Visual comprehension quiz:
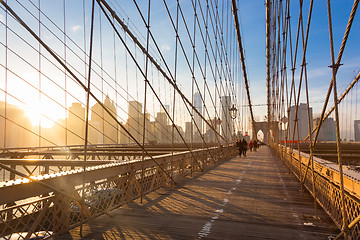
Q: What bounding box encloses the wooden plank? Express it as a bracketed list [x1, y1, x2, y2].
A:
[58, 146, 338, 239]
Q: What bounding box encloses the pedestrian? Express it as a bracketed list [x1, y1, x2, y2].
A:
[253, 140, 258, 151]
[236, 140, 242, 156]
[249, 140, 253, 151]
[241, 138, 248, 156]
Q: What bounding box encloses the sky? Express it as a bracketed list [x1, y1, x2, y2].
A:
[238, 0, 360, 140]
[0, 0, 359, 140]
[238, 0, 360, 117]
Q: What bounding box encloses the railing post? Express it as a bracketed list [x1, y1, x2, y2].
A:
[10, 164, 15, 180]
[52, 193, 71, 235]
[44, 165, 50, 174]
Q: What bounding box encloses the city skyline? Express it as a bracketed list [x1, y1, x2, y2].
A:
[1, 1, 359, 147]
[2, 96, 360, 149]
[0, 94, 237, 148]
[1, 2, 358, 121]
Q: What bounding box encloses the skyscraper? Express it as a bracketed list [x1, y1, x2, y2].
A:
[313, 117, 336, 142]
[144, 112, 156, 143]
[185, 121, 192, 142]
[221, 96, 233, 142]
[0, 101, 34, 148]
[288, 103, 313, 141]
[155, 111, 169, 143]
[127, 101, 143, 143]
[193, 92, 202, 142]
[161, 104, 170, 125]
[205, 118, 221, 143]
[355, 120, 360, 142]
[89, 95, 118, 144]
[67, 102, 85, 145]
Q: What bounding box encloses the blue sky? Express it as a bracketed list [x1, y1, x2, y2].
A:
[237, 0, 360, 121]
[0, 0, 359, 139]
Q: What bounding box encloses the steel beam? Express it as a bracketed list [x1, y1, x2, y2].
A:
[0, 159, 114, 167]
[0, 147, 223, 205]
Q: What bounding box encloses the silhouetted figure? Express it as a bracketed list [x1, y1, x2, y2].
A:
[253, 140, 258, 151]
[241, 139, 248, 156]
[249, 140, 253, 151]
[236, 140, 242, 156]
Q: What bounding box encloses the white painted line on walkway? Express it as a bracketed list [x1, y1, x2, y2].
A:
[198, 158, 253, 238]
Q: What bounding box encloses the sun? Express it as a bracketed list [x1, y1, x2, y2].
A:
[6, 72, 67, 129]
[23, 103, 54, 128]
[22, 101, 60, 128]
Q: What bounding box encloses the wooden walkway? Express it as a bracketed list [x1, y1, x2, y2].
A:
[58, 146, 339, 239]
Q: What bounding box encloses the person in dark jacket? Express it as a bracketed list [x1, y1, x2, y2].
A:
[253, 140, 258, 151]
[236, 140, 242, 156]
[249, 140, 253, 151]
[241, 138, 248, 156]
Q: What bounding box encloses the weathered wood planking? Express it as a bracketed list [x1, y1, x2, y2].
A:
[57, 146, 338, 240]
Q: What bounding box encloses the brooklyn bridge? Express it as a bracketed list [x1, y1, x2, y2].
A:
[0, 0, 360, 239]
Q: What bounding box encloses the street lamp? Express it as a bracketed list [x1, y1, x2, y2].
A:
[229, 104, 238, 140]
[229, 104, 237, 119]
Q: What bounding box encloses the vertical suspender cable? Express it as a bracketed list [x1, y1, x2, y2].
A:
[81, 0, 95, 235]
[303, 61, 318, 217]
[141, 0, 151, 203]
[113, 14, 118, 145]
[171, 0, 180, 180]
[266, 0, 271, 144]
[326, 0, 348, 236]
[38, 0, 41, 149]
[231, 0, 257, 141]
[4, 0, 8, 152]
[63, 0, 67, 146]
[191, 0, 197, 175]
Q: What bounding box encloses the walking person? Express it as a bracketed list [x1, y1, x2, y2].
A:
[241, 138, 248, 156]
[236, 140, 242, 156]
[253, 140, 258, 151]
[249, 140, 253, 151]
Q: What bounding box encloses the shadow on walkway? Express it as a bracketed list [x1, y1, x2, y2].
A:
[57, 146, 339, 240]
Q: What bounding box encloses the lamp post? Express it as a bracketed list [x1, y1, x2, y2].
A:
[229, 104, 237, 119]
[229, 104, 237, 140]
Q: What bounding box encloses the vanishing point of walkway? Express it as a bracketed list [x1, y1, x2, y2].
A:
[59, 146, 338, 239]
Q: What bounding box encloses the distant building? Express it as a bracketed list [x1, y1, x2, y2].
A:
[155, 111, 169, 143]
[205, 118, 221, 143]
[193, 92, 203, 142]
[288, 103, 313, 141]
[89, 95, 118, 144]
[355, 120, 360, 142]
[118, 121, 129, 144]
[173, 125, 184, 143]
[185, 121, 192, 142]
[161, 104, 170, 125]
[0, 101, 35, 148]
[221, 96, 233, 142]
[67, 102, 85, 145]
[313, 117, 336, 142]
[127, 101, 143, 143]
[149, 121, 157, 144]
[144, 113, 156, 143]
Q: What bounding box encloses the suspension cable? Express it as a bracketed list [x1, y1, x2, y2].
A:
[231, 0, 256, 140]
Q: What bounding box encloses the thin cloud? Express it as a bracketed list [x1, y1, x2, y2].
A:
[307, 66, 330, 79]
[71, 25, 82, 33]
[161, 44, 171, 52]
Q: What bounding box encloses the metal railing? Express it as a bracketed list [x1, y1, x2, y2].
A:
[274, 145, 360, 239]
[0, 145, 236, 239]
